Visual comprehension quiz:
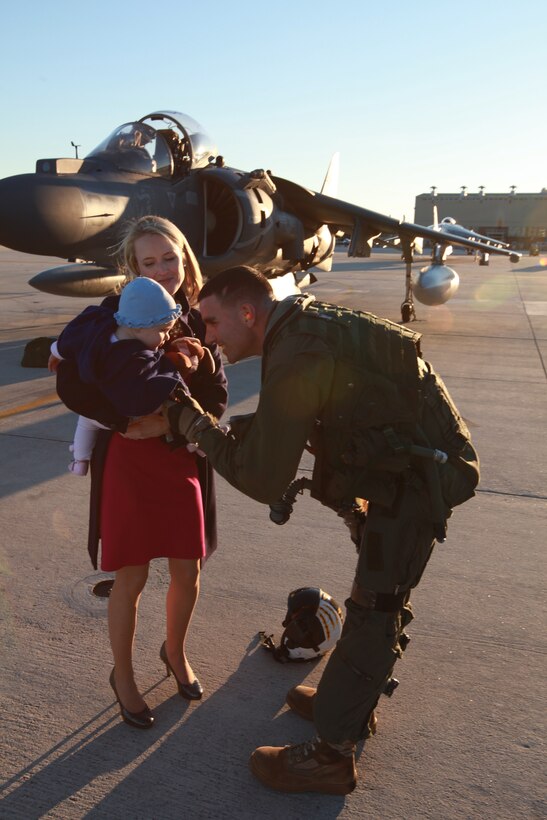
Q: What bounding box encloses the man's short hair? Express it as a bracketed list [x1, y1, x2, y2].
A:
[199, 266, 274, 306]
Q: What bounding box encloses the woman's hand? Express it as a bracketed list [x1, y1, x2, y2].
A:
[122, 413, 169, 439]
[164, 348, 199, 377]
[172, 336, 204, 359]
[170, 337, 215, 375]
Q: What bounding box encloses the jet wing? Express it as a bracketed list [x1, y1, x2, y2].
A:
[441, 226, 511, 249]
[272, 176, 521, 262]
[400, 220, 519, 259]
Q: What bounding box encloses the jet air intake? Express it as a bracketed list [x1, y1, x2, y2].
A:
[200, 167, 333, 278]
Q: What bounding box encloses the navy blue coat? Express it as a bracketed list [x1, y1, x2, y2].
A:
[56, 303, 185, 417]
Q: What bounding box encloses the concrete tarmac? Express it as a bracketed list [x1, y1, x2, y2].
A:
[0, 247, 545, 819]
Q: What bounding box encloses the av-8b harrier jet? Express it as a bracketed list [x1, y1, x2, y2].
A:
[0, 110, 520, 321]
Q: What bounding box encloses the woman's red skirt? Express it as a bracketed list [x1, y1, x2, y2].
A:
[100, 434, 205, 571]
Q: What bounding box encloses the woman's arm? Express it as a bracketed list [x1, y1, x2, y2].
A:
[56, 359, 129, 432]
[55, 297, 131, 431]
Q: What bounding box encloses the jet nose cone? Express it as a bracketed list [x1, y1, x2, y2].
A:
[0, 173, 85, 254]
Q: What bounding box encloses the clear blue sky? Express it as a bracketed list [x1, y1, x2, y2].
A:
[1, 0, 544, 222]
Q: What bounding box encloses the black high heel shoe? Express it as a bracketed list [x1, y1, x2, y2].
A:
[109, 669, 155, 729]
[160, 641, 203, 700]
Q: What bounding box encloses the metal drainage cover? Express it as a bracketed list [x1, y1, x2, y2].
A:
[64, 572, 115, 617]
[93, 579, 114, 597]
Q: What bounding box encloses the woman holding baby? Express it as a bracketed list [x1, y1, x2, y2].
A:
[55, 216, 227, 728]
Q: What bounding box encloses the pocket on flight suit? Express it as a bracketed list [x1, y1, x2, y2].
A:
[337, 598, 400, 681]
[362, 478, 435, 594]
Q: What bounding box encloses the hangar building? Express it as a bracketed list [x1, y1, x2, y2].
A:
[414, 188, 547, 250]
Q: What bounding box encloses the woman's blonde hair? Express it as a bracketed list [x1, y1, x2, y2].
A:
[117, 215, 203, 305]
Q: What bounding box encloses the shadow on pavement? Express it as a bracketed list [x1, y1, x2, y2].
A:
[1, 639, 348, 820]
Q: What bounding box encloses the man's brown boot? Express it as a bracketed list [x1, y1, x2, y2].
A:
[286, 685, 378, 738]
[249, 738, 357, 795]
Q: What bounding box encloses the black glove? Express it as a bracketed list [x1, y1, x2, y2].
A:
[164, 393, 215, 444]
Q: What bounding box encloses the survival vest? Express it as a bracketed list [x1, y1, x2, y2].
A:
[270, 296, 480, 540]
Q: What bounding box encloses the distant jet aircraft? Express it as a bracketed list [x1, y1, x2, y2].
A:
[0, 110, 520, 322]
[377, 204, 517, 320]
[428, 208, 511, 266]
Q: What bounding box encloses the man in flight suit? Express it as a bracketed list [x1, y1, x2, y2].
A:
[163, 265, 476, 795]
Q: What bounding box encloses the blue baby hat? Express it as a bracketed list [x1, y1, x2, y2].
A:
[114, 278, 182, 328]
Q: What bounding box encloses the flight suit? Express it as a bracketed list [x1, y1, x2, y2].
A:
[198, 294, 440, 744]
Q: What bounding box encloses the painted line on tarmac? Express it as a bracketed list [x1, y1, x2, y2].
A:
[0, 392, 60, 418]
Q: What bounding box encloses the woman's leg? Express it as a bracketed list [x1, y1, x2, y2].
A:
[165, 558, 200, 683]
[108, 563, 149, 712]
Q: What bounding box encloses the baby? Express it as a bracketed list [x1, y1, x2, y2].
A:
[50, 277, 213, 475]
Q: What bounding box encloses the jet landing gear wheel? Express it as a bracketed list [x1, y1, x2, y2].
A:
[401, 301, 415, 323]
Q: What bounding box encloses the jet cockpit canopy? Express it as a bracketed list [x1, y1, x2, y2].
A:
[86, 111, 218, 179]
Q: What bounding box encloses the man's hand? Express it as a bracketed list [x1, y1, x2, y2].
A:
[123, 414, 169, 439]
[163, 394, 215, 444]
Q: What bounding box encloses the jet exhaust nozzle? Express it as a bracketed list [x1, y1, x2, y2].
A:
[412, 263, 459, 306]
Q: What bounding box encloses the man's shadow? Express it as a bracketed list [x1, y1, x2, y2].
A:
[1, 637, 350, 819]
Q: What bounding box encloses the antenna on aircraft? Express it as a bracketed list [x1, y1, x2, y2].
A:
[70, 141, 81, 159]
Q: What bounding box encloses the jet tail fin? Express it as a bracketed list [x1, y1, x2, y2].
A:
[320, 152, 340, 197]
